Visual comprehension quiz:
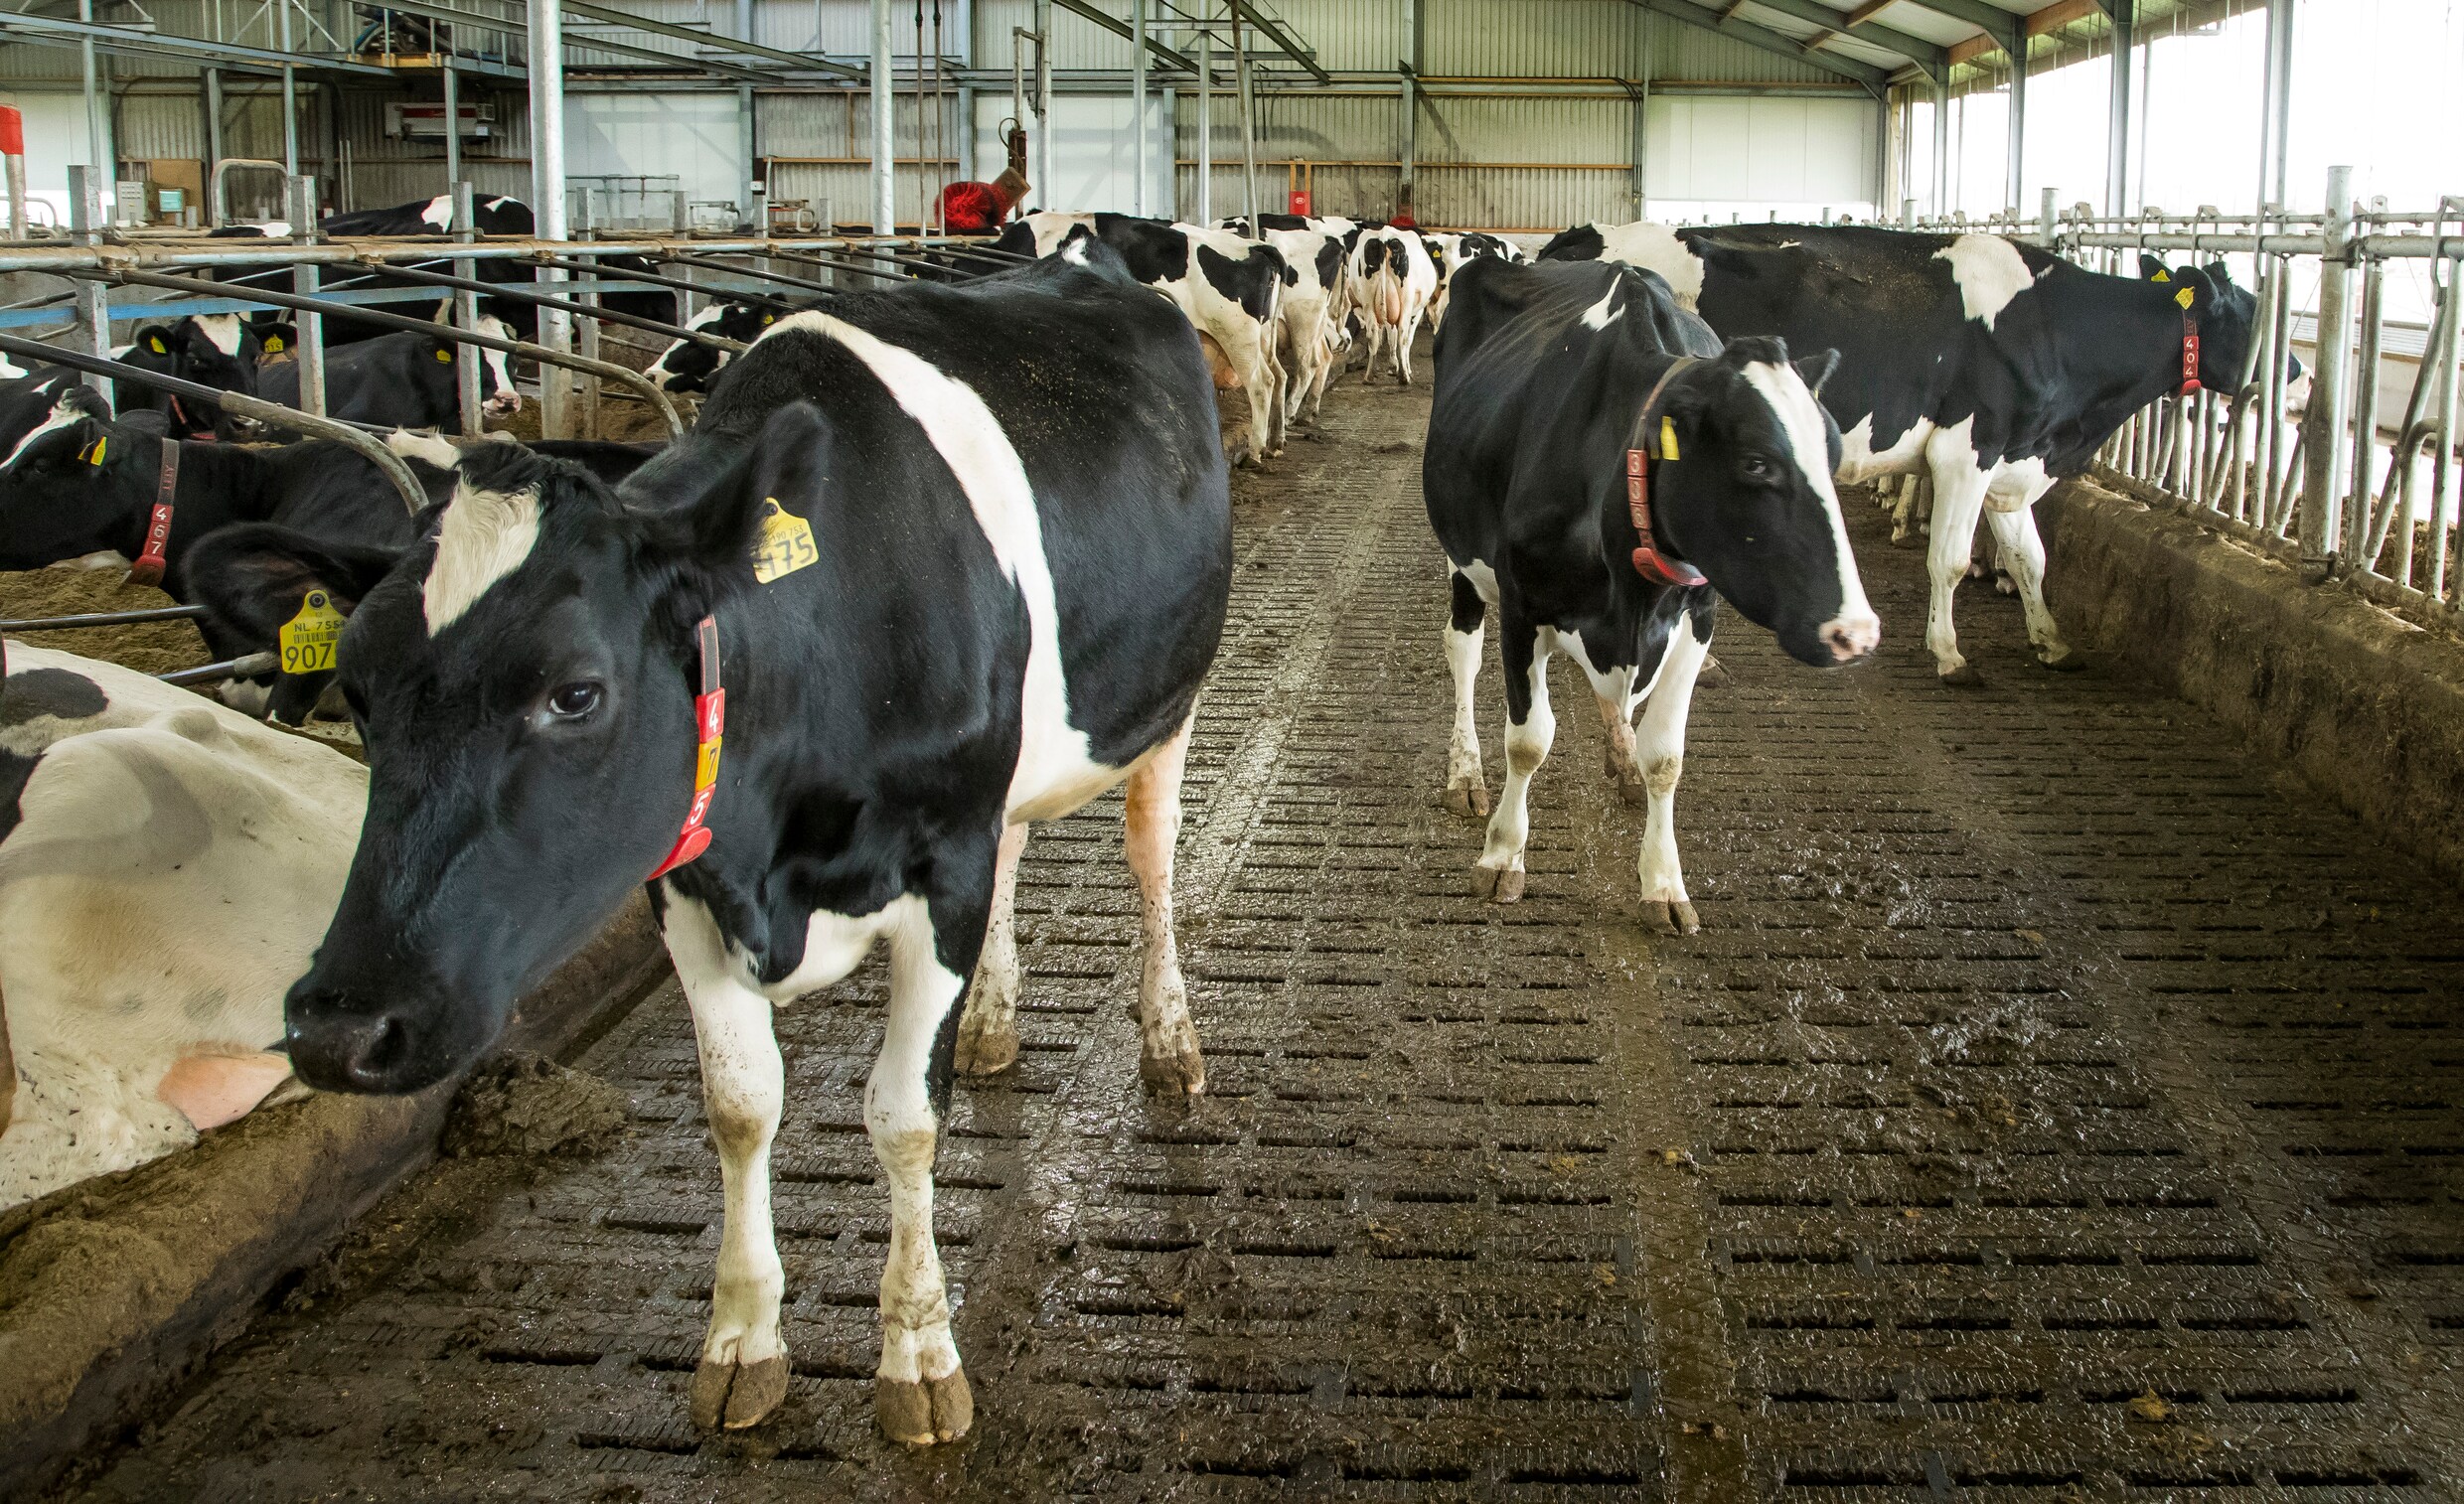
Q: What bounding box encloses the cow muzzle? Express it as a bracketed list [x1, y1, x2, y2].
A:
[286, 987, 453, 1095]
[483, 389, 525, 418]
[1819, 610, 1881, 664]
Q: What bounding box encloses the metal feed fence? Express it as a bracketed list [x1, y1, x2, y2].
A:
[1928, 172, 2463, 634]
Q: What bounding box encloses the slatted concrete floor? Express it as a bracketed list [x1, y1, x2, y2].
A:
[66, 375, 2464, 1502]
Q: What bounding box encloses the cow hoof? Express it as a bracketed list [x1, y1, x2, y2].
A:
[2038, 648, 2087, 673]
[1607, 760, 1648, 807]
[1443, 784, 1490, 819]
[1139, 1042, 1207, 1099]
[876, 1369, 973, 1446]
[1695, 656, 1733, 689]
[1938, 664, 1984, 687]
[1472, 865, 1525, 904]
[1644, 899, 1701, 936]
[691, 1353, 789, 1432]
[1889, 528, 1920, 549]
[952, 1014, 1018, 1077]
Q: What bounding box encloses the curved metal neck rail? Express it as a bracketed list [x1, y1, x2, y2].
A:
[0, 329, 429, 513]
[0, 231, 1000, 276]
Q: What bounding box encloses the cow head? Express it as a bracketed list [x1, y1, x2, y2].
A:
[0, 384, 164, 569]
[1646, 338, 1878, 668]
[120, 315, 265, 438]
[2138, 254, 2305, 407]
[646, 303, 774, 393]
[448, 317, 526, 419]
[201, 438, 769, 1093]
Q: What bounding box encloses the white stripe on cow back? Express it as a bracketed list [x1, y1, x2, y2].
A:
[1740, 361, 1878, 652]
[422, 479, 541, 636]
[1933, 234, 2038, 332]
[1580, 286, 1623, 331]
[756, 312, 1098, 820]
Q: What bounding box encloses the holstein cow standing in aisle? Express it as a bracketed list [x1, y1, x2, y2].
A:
[1425, 230, 1527, 334]
[996, 211, 1289, 464]
[1541, 221, 2281, 682]
[1354, 225, 1439, 384]
[1428, 258, 1878, 929]
[1263, 226, 1347, 430]
[257, 319, 524, 428]
[205, 243, 1231, 1445]
[0, 641, 365, 1208]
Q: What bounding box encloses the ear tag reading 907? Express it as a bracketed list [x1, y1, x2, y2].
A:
[279, 589, 348, 676]
[750, 497, 818, 584]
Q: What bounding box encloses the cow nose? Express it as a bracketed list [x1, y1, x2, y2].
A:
[1820, 611, 1880, 664]
[285, 991, 415, 1093]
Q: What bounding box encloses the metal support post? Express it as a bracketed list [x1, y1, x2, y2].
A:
[2105, 0, 2132, 219]
[2258, 0, 2293, 214]
[67, 167, 108, 391]
[2301, 165, 2355, 577]
[1399, 0, 1416, 220]
[1195, 10, 1211, 224]
[443, 64, 460, 195]
[1033, 0, 1052, 210]
[872, 0, 895, 231]
[1932, 73, 1949, 218]
[78, 0, 106, 182]
[2004, 19, 2026, 216]
[2351, 232, 2384, 562]
[288, 175, 326, 418]
[2431, 238, 2461, 597]
[204, 69, 225, 197]
[573, 186, 601, 440]
[1234, 8, 1258, 226]
[454, 180, 482, 435]
[1633, 14, 1651, 217]
[278, 0, 299, 175]
[529, 0, 571, 437]
[1132, 0, 1148, 216]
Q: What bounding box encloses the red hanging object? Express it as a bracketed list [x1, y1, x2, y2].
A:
[2179, 310, 2202, 395]
[125, 441, 179, 588]
[647, 616, 726, 881]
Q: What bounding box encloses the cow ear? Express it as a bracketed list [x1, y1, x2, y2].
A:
[2202, 259, 2233, 288]
[1792, 349, 1840, 397]
[184, 522, 406, 651]
[2139, 254, 2169, 281]
[256, 322, 297, 358]
[629, 402, 831, 623]
[133, 324, 175, 358]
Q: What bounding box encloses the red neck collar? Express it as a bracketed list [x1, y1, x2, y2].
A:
[1623, 357, 1707, 590]
[2178, 309, 2202, 396]
[646, 615, 725, 881]
[125, 440, 178, 588]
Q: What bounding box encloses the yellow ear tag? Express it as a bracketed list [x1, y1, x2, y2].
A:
[80, 435, 106, 466]
[760, 313, 775, 325]
[2151, 268, 2170, 282]
[262, 335, 285, 353]
[750, 498, 818, 584]
[2175, 286, 2195, 310]
[1659, 415, 1680, 462]
[278, 588, 348, 676]
[147, 336, 167, 354]
[436, 347, 454, 364]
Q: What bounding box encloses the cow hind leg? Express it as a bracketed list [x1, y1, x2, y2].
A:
[953, 821, 1028, 1076]
[1595, 679, 1646, 807]
[1443, 570, 1489, 818]
[673, 912, 791, 1432]
[1923, 452, 1992, 685]
[1982, 502, 2082, 670]
[1125, 717, 1205, 1097]
[871, 898, 976, 1445]
[1634, 618, 1712, 934]
[1475, 623, 1554, 903]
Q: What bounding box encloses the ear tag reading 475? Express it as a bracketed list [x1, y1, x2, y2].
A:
[750, 497, 818, 584]
[279, 589, 348, 676]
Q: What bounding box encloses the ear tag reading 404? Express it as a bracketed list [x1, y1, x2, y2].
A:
[750, 497, 818, 584]
[279, 589, 348, 676]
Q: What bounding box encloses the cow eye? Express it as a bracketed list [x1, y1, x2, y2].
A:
[1740, 454, 1775, 481]
[546, 681, 602, 718]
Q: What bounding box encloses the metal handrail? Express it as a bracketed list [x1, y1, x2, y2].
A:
[326, 257, 746, 352]
[0, 330, 428, 512]
[81, 267, 689, 439]
[0, 604, 209, 631]
[524, 252, 808, 314]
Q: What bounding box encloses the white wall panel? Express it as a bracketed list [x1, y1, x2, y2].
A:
[565, 90, 746, 210]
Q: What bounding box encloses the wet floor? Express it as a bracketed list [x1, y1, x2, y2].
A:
[63, 373, 2464, 1502]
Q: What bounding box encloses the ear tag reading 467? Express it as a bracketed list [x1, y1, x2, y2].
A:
[279, 589, 348, 676]
[750, 497, 818, 584]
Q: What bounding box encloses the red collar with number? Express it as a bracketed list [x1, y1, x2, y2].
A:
[1623, 356, 1708, 589]
[125, 440, 178, 588]
[647, 615, 725, 881]
[2178, 310, 2202, 395]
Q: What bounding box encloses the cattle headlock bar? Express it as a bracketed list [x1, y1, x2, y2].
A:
[66, 374, 2464, 1501]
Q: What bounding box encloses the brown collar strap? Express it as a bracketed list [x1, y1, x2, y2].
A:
[1623, 357, 1707, 590]
[125, 441, 178, 589]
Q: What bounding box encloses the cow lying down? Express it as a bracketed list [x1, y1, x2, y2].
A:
[0, 643, 363, 1209]
[200, 241, 1231, 1444]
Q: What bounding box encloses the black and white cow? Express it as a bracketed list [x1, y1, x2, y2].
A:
[1352, 226, 1439, 385]
[1263, 226, 1347, 429]
[1424, 230, 1528, 334]
[199, 243, 1231, 1445]
[1428, 258, 1877, 929]
[102, 314, 285, 439]
[1542, 222, 2282, 682]
[256, 319, 522, 428]
[996, 212, 1289, 464]
[646, 301, 805, 393]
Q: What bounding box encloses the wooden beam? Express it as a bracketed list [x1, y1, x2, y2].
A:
[1800, 26, 1840, 49]
[1721, 0, 1754, 20]
[1947, 30, 2001, 64]
[1844, 0, 1900, 22]
[2026, 0, 2103, 33]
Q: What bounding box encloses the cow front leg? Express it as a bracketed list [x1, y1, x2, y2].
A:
[1633, 616, 1712, 934]
[1981, 501, 2082, 671]
[953, 821, 1028, 1076]
[1923, 450, 1991, 685]
[668, 901, 791, 1432]
[1443, 570, 1490, 817]
[1475, 623, 1553, 903]
[870, 895, 977, 1445]
[1125, 716, 1204, 1097]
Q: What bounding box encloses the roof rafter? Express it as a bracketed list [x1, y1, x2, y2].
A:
[1735, 0, 1948, 75]
[1631, 0, 1888, 90]
[1049, 0, 1199, 73]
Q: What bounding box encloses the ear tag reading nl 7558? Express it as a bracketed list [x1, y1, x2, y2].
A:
[750, 497, 818, 584]
[279, 589, 348, 676]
